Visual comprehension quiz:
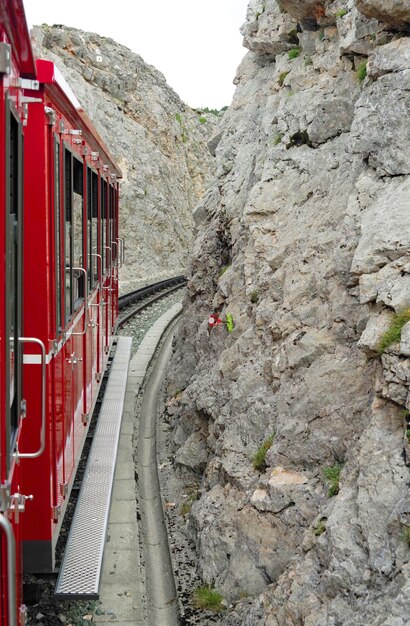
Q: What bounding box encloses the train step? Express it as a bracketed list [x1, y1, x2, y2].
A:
[54, 336, 132, 599]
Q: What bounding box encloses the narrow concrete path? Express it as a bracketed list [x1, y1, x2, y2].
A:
[137, 323, 180, 626]
[93, 303, 182, 624]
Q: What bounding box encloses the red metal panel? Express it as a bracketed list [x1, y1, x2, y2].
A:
[0, 0, 36, 77]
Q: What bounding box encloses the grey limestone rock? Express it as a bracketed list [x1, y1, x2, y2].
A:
[355, 0, 410, 26]
[33, 25, 216, 290]
[165, 0, 410, 623]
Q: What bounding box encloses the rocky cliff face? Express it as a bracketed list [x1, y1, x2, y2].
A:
[168, 1, 410, 624]
[33, 25, 217, 289]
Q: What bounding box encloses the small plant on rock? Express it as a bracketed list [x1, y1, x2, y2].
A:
[193, 586, 224, 612]
[356, 60, 368, 82]
[250, 290, 259, 304]
[323, 463, 343, 497]
[314, 519, 327, 536]
[336, 9, 348, 18]
[378, 308, 410, 353]
[406, 429, 410, 444]
[278, 70, 290, 86]
[252, 433, 275, 472]
[402, 525, 410, 547]
[273, 134, 283, 145]
[288, 47, 301, 60]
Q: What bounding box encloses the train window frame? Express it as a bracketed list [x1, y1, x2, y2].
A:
[54, 136, 62, 335]
[87, 166, 99, 289]
[100, 177, 107, 274]
[5, 97, 24, 463]
[63, 146, 73, 321]
[63, 144, 86, 324]
[72, 155, 84, 310]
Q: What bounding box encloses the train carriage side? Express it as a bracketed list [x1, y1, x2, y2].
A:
[0, 1, 37, 624]
[20, 59, 121, 573]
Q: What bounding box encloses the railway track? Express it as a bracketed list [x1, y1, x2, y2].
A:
[118, 275, 187, 327]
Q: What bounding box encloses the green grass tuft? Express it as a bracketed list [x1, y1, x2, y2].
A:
[198, 116, 207, 124]
[323, 463, 343, 497]
[252, 433, 275, 472]
[378, 309, 410, 353]
[402, 525, 410, 547]
[314, 519, 327, 536]
[193, 586, 224, 612]
[278, 70, 290, 86]
[288, 47, 301, 60]
[356, 60, 368, 82]
[336, 9, 348, 18]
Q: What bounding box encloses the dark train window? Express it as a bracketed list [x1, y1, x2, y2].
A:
[7, 105, 23, 442]
[72, 157, 84, 307]
[64, 148, 73, 320]
[91, 171, 99, 284]
[55, 138, 62, 333]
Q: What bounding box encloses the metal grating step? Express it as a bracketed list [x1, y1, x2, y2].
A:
[55, 337, 132, 599]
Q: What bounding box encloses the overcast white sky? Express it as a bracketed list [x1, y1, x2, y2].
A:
[24, 0, 250, 109]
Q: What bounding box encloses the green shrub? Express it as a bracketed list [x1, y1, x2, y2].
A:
[336, 9, 348, 18]
[288, 47, 301, 60]
[193, 586, 224, 612]
[175, 112, 183, 124]
[356, 60, 368, 82]
[378, 309, 410, 353]
[198, 116, 207, 124]
[252, 433, 275, 472]
[323, 463, 343, 497]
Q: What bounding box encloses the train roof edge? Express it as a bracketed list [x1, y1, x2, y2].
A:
[0, 0, 36, 77]
[36, 58, 122, 179]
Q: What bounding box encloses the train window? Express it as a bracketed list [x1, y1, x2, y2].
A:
[55, 138, 62, 333]
[72, 157, 84, 307]
[64, 148, 73, 320]
[109, 185, 114, 262]
[87, 169, 92, 289]
[101, 179, 107, 272]
[91, 171, 99, 284]
[7, 105, 23, 441]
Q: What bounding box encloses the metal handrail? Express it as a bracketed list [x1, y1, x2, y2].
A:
[0, 514, 16, 626]
[120, 236, 125, 265]
[72, 267, 88, 336]
[17, 337, 46, 459]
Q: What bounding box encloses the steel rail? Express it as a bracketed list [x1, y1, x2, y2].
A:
[117, 282, 185, 329]
[118, 275, 186, 311]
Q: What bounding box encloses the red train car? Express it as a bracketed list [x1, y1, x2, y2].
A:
[19, 59, 121, 573]
[0, 2, 37, 624]
[0, 1, 122, 622]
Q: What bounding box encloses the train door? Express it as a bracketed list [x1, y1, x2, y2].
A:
[62, 147, 74, 485]
[51, 134, 65, 520]
[1, 96, 24, 626]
